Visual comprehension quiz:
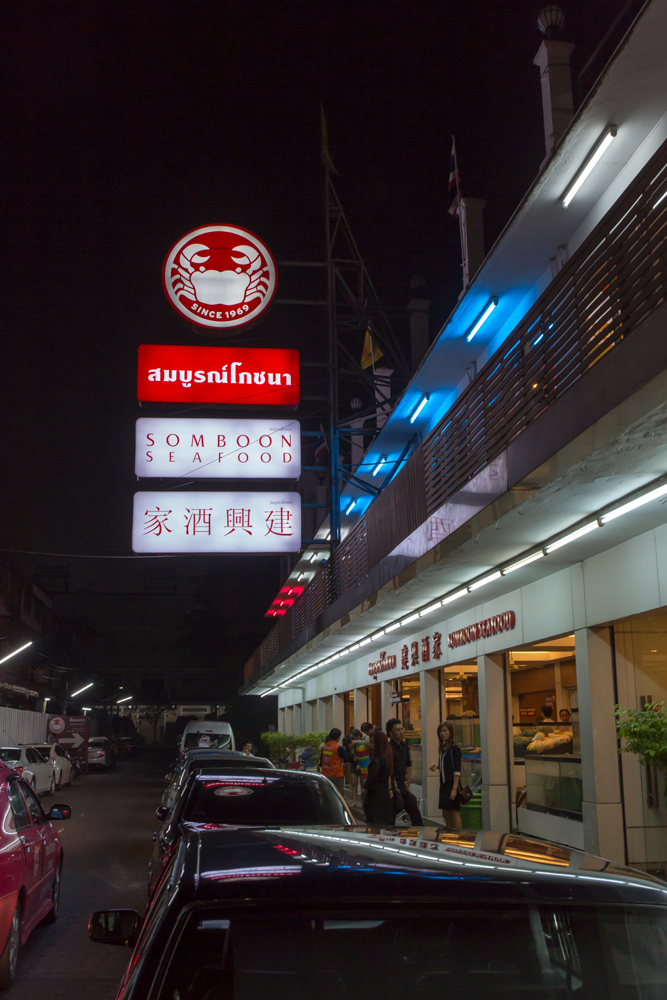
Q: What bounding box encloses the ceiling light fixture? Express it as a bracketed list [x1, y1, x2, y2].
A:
[117, 695, 133, 704]
[409, 394, 430, 424]
[545, 521, 599, 553]
[372, 455, 387, 477]
[466, 298, 498, 343]
[503, 551, 545, 574]
[441, 588, 468, 606]
[468, 571, 502, 591]
[420, 601, 444, 616]
[400, 613, 420, 626]
[70, 681, 93, 697]
[0, 641, 33, 666]
[600, 482, 667, 524]
[562, 126, 617, 208]
[345, 499, 357, 516]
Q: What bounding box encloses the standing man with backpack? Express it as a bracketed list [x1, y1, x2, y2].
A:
[386, 718, 423, 826]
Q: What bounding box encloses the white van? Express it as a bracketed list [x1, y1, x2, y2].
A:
[179, 721, 235, 757]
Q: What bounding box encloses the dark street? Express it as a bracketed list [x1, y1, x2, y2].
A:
[8, 753, 170, 1000]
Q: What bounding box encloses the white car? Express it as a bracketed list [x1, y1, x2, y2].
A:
[32, 743, 73, 790]
[0, 746, 55, 796]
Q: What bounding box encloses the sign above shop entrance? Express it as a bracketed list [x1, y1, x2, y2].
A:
[162, 225, 277, 330]
[132, 491, 301, 554]
[137, 345, 300, 407]
[448, 611, 516, 649]
[135, 418, 300, 479]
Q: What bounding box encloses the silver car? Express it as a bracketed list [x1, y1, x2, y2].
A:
[87, 737, 117, 770]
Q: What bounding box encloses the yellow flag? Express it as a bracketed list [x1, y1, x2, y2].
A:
[360, 328, 383, 369]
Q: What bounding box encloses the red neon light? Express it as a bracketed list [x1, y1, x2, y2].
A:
[137, 345, 300, 406]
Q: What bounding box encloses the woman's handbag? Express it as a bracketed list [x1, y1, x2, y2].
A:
[390, 777, 405, 814]
[457, 782, 473, 804]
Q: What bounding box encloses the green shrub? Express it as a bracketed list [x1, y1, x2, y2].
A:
[616, 701, 667, 795]
[260, 730, 328, 768]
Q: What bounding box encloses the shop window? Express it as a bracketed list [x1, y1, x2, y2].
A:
[438, 661, 479, 749]
[397, 675, 422, 783]
[510, 635, 582, 822]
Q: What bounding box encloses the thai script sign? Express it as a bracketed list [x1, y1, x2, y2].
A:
[132, 491, 301, 554]
[135, 418, 300, 479]
[137, 345, 300, 406]
[162, 225, 277, 331]
[448, 611, 516, 649]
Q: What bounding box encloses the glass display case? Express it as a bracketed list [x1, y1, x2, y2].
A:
[524, 755, 582, 819]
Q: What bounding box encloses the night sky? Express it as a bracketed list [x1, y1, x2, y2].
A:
[0, 0, 630, 685]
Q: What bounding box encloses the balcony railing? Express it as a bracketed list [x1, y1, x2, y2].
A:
[249, 134, 667, 680]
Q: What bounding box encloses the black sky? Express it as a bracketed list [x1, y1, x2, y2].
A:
[0, 0, 628, 554]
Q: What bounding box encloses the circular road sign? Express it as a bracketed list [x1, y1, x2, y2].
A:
[49, 716, 66, 735]
[162, 225, 277, 331]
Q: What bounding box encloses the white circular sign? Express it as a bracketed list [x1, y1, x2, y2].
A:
[214, 786, 254, 797]
[49, 716, 66, 735]
[162, 225, 277, 331]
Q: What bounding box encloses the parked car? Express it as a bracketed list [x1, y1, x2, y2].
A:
[116, 736, 140, 758]
[92, 824, 667, 999]
[179, 721, 234, 757]
[31, 743, 73, 790]
[0, 760, 71, 989]
[148, 767, 353, 893]
[0, 746, 56, 796]
[88, 737, 117, 771]
[162, 751, 274, 809]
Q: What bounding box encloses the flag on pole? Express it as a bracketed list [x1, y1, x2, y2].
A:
[360, 326, 383, 370]
[321, 105, 338, 175]
[448, 137, 461, 217]
[314, 424, 329, 466]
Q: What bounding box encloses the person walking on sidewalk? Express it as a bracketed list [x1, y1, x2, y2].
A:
[355, 722, 374, 792]
[363, 731, 393, 824]
[320, 729, 348, 795]
[429, 722, 462, 830]
[387, 718, 423, 826]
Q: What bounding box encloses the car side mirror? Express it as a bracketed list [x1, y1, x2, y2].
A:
[89, 909, 142, 947]
[48, 804, 72, 821]
[155, 805, 170, 821]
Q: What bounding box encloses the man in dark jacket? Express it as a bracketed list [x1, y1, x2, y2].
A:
[386, 718, 423, 826]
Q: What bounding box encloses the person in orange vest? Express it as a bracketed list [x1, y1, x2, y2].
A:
[320, 728, 348, 795]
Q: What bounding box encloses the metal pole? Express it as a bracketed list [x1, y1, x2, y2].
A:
[325, 168, 340, 548]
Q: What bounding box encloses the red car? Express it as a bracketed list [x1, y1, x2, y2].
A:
[0, 761, 71, 989]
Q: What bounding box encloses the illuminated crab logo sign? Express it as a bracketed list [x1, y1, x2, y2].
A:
[162, 225, 277, 331]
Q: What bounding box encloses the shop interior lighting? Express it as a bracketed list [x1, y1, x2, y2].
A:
[503, 551, 545, 574]
[117, 695, 133, 704]
[468, 571, 502, 591]
[71, 681, 93, 697]
[466, 298, 498, 343]
[562, 126, 617, 208]
[409, 394, 430, 425]
[344, 499, 357, 516]
[0, 641, 33, 666]
[372, 455, 387, 477]
[600, 482, 667, 524]
[545, 520, 599, 553]
[420, 601, 444, 616]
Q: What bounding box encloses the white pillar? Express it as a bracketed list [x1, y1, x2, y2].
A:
[421, 669, 440, 819]
[353, 688, 366, 731]
[533, 39, 575, 165]
[380, 680, 394, 730]
[478, 654, 512, 832]
[333, 692, 345, 734]
[316, 698, 327, 733]
[575, 627, 625, 862]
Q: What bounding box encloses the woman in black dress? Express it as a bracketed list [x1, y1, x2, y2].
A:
[429, 722, 462, 829]
[362, 731, 393, 825]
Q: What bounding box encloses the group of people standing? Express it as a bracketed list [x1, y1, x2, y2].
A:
[318, 718, 466, 829]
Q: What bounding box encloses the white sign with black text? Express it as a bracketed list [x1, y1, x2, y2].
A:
[135, 418, 300, 479]
[132, 491, 301, 554]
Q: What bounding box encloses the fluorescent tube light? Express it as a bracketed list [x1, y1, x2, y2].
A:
[466, 298, 498, 343]
[359, 638, 372, 647]
[653, 190, 667, 210]
[344, 499, 357, 516]
[349, 643, 361, 651]
[420, 601, 443, 616]
[372, 630, 385, 639]
[385, 622, 401, 632]
[600, 483, 667, 524]
[309, 552, 320, 564]
[400, 613, 420, 626]
[82, 707, 92, 712]
[545, 521, 599, 553]
[0, 641, 33, 666]
[70, 681, 93, 697]
[441, 588, 468, 606]
[260, 688, 279, 698]
[503, 551, 545, 574]
[117, 695, 133, 704]
[409, 394, 430, 424]
[562, 127, 617, 208]
[468, 571, 501, 591]
[372, 455, 387, 477]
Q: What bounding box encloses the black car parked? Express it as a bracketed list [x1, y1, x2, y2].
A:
[148, 768, 354, 893]
[92, 824, 667, 1000]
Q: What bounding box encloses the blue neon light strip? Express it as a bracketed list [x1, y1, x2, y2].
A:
[466, 298, 498, 343]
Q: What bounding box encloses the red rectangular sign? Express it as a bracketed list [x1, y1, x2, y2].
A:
[137, 345, 300, 406]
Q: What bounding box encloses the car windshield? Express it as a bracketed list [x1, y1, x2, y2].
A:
[183, 773, 348, 825]
[184, 732, 232, 750]
[189, 759, 265, 774]
[0, 748, 20, 762]
[158, 903, 667, 1000]
[89, 740, 106, 748]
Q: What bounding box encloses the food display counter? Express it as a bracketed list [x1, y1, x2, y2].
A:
[524, 754, 582, 819]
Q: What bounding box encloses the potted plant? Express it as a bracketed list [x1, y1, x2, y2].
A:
[615, 701, 667, 795]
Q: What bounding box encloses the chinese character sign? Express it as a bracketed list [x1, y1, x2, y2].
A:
[135, 417, 300, 479]
[132, 492, 301, 554]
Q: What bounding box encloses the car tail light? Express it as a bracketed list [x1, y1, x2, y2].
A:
[14, 766, 23, 775]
